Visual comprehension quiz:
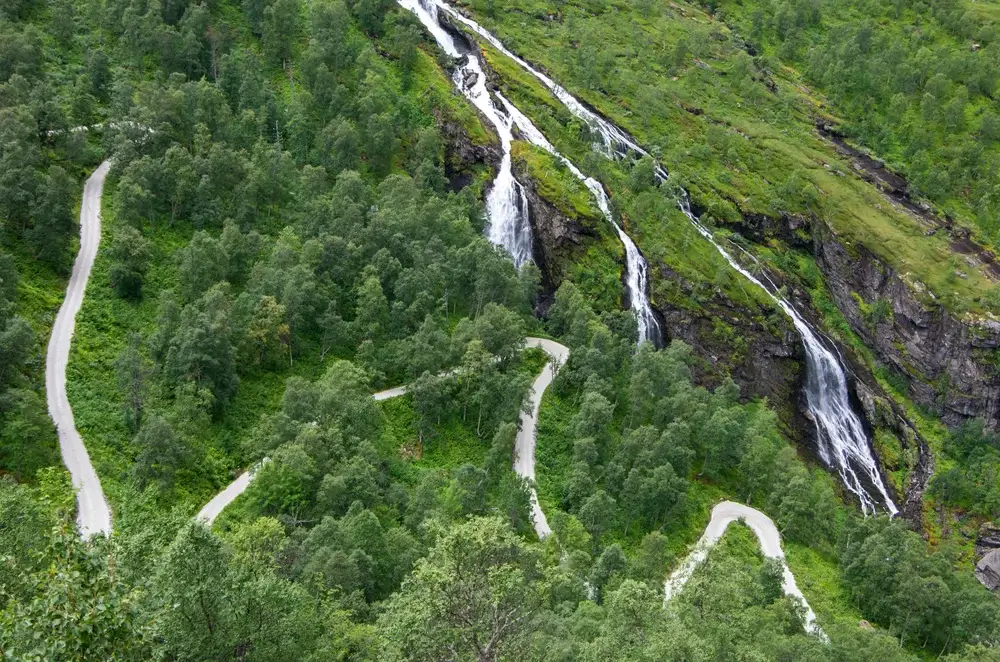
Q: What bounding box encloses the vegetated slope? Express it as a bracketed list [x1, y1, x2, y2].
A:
[454, 0, 1000, 438]
[454, 0, 996, 312]
[715, 0, 1000, 244]
[0, 0, 108, 480]
[2, 0, 1000, 661]
[451, 0, 1000, 519]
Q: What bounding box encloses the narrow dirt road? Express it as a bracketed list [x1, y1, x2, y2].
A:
[46, 161, 113, 539]
[663, 500, 826, 639]
[516, 338, 567, 538]
[196, 338, 569, 532]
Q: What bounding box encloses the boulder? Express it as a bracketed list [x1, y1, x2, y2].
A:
[975, 549, 1000, 592]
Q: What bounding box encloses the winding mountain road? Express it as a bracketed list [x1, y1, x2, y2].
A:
[195, 338, 569, 533]
[663, 501, 827, 640]
[47, 161, 113, 539]
[59, 165, 823, 639]
[517, 338, 567, 538]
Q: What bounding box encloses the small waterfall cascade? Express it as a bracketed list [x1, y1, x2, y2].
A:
[676, 195, 897, 514]
[401, 0, 660, 344]
[399, 0, 532, 267]
[497, 95, 660, 344]
[435, 0, 897, 513]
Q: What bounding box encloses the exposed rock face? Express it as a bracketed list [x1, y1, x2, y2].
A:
[976, 551, 1000, 591]
[853, 377, 932, 525]
[977, 521, 1000, 554]
[653, 263, 810, 441]
[813, 220, 1000, 428]
[436, 110, 501, 193]
[975, 522, 1000, 591]
[511, 158, 601, 300]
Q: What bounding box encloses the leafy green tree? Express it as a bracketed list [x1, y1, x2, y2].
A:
[353, 274, 389, 342]
[494, 472, 534, 534]
[250, 443, 318, 518]
[590, 544, 627, 599]
[242, 294, 289, 366]
[176, 230, 228, 302]
[0, 389, 58, 479]
[149, 523, 323, 660]
[411, 371, 455, 447]
[115, 332, 152, 431]
[378, 516, 548, 661]
[407, 314, 449, 379]
[27, 165, 75, 268]
[573, 390, 614, 441]
[349, 0, 393, 36]
[632, 531, 673, 584]
[163, 283, 239, 410]
[132, 415, 186, 490]
[316, 456, 382, 516]
[0, 316, 31, 392]
[263, 0, 302, 67]
[445, 463, 488, 517]
[0, 525, 149, 661]
[578, 489, 617, 544]
[108, 226, 152, 299]
[475, 302, 525, 367]
[242, 0, 269, 34]
[484, 421, 518, 482]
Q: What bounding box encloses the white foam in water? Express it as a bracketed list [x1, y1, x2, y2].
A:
[401, 0, 659, 344]
[437, 0, 897, 514]
[675, 195, 897, 515]
[399, 0, 532, 267]
[497, 95, 660, 344]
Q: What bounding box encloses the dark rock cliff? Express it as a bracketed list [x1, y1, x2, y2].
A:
[813, 221, 1000, 429]
[654, 264, 809, 438]
[510, 157, 602, 301]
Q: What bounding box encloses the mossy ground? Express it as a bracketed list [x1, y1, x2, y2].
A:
[457, 0, 997, 316]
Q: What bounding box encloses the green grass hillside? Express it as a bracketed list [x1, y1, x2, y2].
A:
[457, 0, 1000, 316]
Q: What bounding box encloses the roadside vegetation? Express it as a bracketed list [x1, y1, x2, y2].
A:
[2, 0, 1000, 659]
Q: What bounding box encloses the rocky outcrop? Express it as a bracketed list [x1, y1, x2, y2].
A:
[813, 221, 1000, 428]
[511, 157, 601, 300]
[436, 109, 502, 193]
[976, 551, 1000, 591]
[853, 375, 932, 525]
[653, 263, 810, 441]
[975, 522, 1000, 591]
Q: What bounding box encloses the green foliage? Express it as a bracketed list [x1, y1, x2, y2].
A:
[719, 0, 1000, 247]
[839, 516, 1000, 653]
[928, 419, 1000, 518]
[0, 248, 55, 479]
[378, 516, 548, 661]
[147, 522, 324, 660]
[108, 226, 152, 299]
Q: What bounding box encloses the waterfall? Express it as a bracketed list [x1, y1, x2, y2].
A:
[401, 0, 660, 345]
[676, 196, 897, 515]
[434, 0, 898, 514]
[400, 0, 532, 268]
[497, 95, 660, 344]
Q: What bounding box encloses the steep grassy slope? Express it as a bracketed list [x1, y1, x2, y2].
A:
[456, 0, 999, 318]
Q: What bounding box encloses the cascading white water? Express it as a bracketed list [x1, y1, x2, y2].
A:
[437, 0, 898, 514]
[676, 195, 897, 515]
[497, 95, 660, 344]
[399, 0, 532, 267]
[435, 2, 649, 161]
[401, 0, 659, 344]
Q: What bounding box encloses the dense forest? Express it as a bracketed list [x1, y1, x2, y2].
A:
[3, 0, 1000, 659]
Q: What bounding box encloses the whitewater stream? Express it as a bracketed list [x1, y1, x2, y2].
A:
[398, 0, 532, 267]
[433, 0, 897, 514]
[497, 95, 660, 344]
[400, 0, 660, 344]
